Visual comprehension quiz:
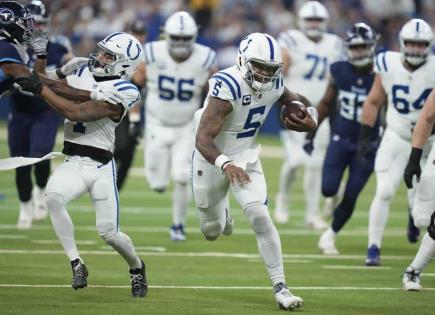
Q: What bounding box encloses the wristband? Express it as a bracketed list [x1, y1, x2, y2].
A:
[129, 112, 141, 123]
[306, 107, 318, 126]
[215, 154, 231, 170]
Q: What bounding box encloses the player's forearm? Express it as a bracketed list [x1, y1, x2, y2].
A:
[40, 76, 91, 102]
[40, 86, 82, 121]
[412, 118, 433, 149]
[360, 100, 380, 127]
[33, 57, 47, 76]
[195, 133, 222, 165]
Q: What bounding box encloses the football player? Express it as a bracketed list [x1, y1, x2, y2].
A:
[359, 19, 435, 266]
[15, 32, 148, 297]
[143, 11, 217, 241]
[8, 0, 76, 229]
[402, 88, 435, 291]
[275, 0, 344, 228]
[304, 23, 380, 254]
[193, 33, 317, 311]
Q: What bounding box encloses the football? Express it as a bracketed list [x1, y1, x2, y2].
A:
[280, 101, 306, 125]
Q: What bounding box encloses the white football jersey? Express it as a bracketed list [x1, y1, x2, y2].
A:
[64, 65, 141, 152]
[375, 51, 435, 141]
[144, 40, 216, 126]
[278, 29, 343, 106]
[196, 66, 285, 158]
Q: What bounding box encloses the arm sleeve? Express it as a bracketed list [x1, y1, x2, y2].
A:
[0, 41, 25, 65]
[208, 74, 238, 103]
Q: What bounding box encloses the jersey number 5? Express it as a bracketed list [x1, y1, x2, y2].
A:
[158, 75, 194, 102]
[392, 85, 431, 114]
[236, 106, 266, 138]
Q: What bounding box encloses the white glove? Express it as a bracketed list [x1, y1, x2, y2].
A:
[60, 57, 89, 77]
[30, 29, 49, 57]
[90, 87, 123, 105]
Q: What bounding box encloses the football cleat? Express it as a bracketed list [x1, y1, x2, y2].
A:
[129, 259, 148, 297]
[222, 208, 234, 236]
[402, 267, 422, 291]
[318, 228, 339, 255]
[170, 224, 186, 241]
[71, 259, 88, 289]
[365, 244, 381, 266]
[305, 215, 328, 230]
[274, 283, 303, 311]
[17, 201, 33, 230]
[407, 213, 420, 244]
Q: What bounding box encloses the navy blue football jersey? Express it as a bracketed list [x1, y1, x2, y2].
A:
[330, 61, 379, 142]
[0, 38, 29, 96]
[11, 35, 72, 113]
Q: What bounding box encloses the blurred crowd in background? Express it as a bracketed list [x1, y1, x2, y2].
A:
[43, 0, 435, 67]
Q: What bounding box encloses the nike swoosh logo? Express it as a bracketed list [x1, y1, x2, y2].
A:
[97, 164, 104, 168]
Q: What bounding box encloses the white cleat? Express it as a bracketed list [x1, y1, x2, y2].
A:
[305, 215, 328, 230]
[169, 224, 186, 241]
[274, 283, 303, 311]
[318, 228, 339, 255]
[17, 201, 33, 230]
[402, 267, 422, 291]
[33, 186, 48, 220]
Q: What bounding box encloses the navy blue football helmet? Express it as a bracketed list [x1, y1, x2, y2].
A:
[345, 23, 378, 67]
[0, 1, 34, 44]
[26, 0, 49, 24]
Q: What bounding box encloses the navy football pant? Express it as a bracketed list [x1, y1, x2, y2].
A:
[322, 136, 375, 233]
[8, 110, 57, 202]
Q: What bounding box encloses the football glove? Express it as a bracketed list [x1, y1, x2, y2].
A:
[358, 124, 378, 159]
[90, 87, 123, 105]
[404, 147, 422, 189]
[30, 29, 49, 58]
[14, 72, 43, 95]
[60, 57, 89, 77]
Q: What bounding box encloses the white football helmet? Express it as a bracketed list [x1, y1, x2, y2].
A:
[164, 11, 198, 59]
[399, 18, 433, 66]
[88, 32, 144, 77]
[298, 1, 329, 39]
[237, 33, 283, 92]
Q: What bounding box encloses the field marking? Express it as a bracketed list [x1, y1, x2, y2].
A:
[422, 273, 435, 277]
[247, 259, 312, 264]
[0, 284, 433, 291]
[32, 240, 97, 245]
[0, 249, 414, 261]
[0, 223, 413, 237]
[100, 245, 167, 252]
[0, 234, 26, 239]
[322, 265, 392, 270]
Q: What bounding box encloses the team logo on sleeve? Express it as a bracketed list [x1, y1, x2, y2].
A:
[0, 8, 14, 25]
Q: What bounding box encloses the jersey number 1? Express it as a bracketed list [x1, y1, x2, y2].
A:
[73, 122, 86, 134]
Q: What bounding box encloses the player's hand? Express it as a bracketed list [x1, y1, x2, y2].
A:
[60, 57, 89, 77]
[30, 28, 49, 58]
[223, 164, 250, 186]
[283, 107, 317, 132]
[303, 137, 314, 155]
[14, 72, 43, 95]
[404, 147, 423, 189]
[90, 87, 123, 105]
[357, 124, 378, 160]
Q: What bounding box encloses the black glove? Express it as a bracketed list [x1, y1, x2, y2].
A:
[404, 147, 422, 189]
[303, 137, 314, 155]
[15, 72, 43, 95]
[129, 121, 143, 144]
[358, 124, 377, 159]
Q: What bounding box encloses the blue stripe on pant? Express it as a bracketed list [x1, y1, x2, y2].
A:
[322, 136, 375, 233]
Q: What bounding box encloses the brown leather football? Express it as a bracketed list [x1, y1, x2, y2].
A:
[281, 101, 306, 123]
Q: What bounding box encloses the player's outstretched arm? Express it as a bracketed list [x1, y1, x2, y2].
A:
[360, 74, 386, 127]
[412, 88, 435, 149]
[196, 97, 233, 164]
[277, 87, 317, 132]
[39, 75, 91, 102]
[1, 62, 31, 78]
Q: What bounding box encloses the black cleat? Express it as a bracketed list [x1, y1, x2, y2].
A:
[129, 259, 148, 297]
[71, 259, 88, 290]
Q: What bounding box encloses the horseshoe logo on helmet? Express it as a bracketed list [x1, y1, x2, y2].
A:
[127, 39, 141, 60]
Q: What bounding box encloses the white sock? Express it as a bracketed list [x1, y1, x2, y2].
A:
[410, 233, 435, 271]
[103, 231, 142, 270]
[368, 195, 390, 248]
[46, 193, 80, 261]
[172, 181, 189, 225]
[245, 204, 285, 286]
[303, 166, 321, 221]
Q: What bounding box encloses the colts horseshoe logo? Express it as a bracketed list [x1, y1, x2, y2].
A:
[127, 40, 141, 60]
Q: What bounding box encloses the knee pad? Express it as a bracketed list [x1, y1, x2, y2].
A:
[375, 180, 395, 202]
[97, 221, 117, 243]
[245, 204, 274, 234]
[200, 220, 224, 241]
[45, 192, 66, 212]
[428, 212, 435, 241]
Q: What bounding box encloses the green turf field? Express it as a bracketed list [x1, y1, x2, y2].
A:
[0, 133, 433, 315]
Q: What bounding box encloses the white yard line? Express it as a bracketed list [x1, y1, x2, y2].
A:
[0, 284, 433, 291]
[0, 234, 26, 239]
[32, 240, 97, 245]
[0, 249, 414, 261]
